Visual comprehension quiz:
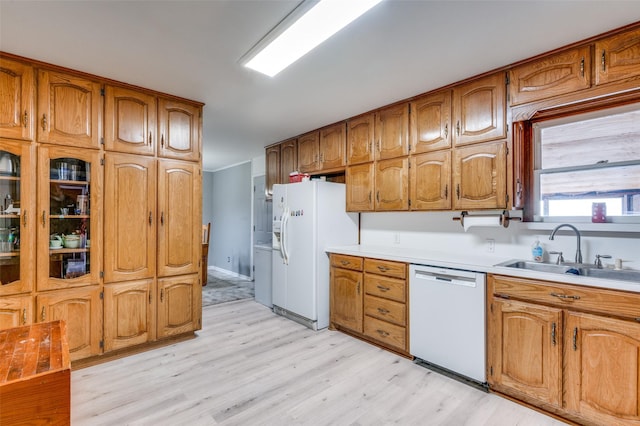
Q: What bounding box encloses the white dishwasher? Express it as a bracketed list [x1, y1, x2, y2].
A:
[409, 264, 486, 385]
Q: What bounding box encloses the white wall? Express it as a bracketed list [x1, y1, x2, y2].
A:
[360, 212, 640, 270]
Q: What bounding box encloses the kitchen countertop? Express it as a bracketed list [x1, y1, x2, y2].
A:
[326, 244, 640, 294]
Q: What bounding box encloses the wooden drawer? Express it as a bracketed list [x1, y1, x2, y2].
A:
[364, 316, 406, 351]
[490, 274, 640, 320]
[364, 258, 406, 279]
[331, 254, 363, 271]
[364, 274, 406, 303]
[364, 295, 406, 327]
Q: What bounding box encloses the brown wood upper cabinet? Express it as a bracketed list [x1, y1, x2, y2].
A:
[347, 113, 375, 165]
[297, 130, 319, 173]
[265, 144, 280, 197]
[596, 27, 640, 86]
[279, 138, 297, 183]
[509, 46, 591, 106]
[158, 98, 201, 161]
[104, 85, 157, 155]
[298, 123, 346, 173]
[0, 57, 34, 141]
[410, 150, 451, 210]
[452, 73, 506, 146]
[410, 90, 452, 154]
[453, 140, 507, 210]
[104, 153, 157, 283]
[375, 157, 408, 211]
[157, 159, 201, 277]
[375, 103, 409, 160]
[37, 69, 102, 149]
[346, 162, 374, 212]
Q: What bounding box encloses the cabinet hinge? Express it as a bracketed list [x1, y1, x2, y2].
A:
[253, 225, 256, 232]
[100, 158, 104, 166]
[100, 271, 104, 278]
[100, 137, 104, 145]
[408, 199, 411, 207]
[505, 146, 509, 156]
[506, 194, 510, 203]
[198, 259, 201, 267]
[505, 72, 510, 86]
[490, 303, 493, 314]
[100, 340, 104, 348]
[253, 265, 255, 272]
[635, 318, 640, 323]
[100, 291, 104, 299]
[490, 366, 494, 376]
[100, 87, 105, 96]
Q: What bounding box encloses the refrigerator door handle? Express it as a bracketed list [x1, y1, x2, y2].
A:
[281, 207, 290, 264]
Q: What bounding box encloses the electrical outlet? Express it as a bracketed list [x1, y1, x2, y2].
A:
[486, 239, 495, 253]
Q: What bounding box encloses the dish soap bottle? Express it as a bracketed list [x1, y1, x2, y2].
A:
[531, 238, 544, 262]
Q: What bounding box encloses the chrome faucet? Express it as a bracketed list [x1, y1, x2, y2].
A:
[549, 224, 582, 264]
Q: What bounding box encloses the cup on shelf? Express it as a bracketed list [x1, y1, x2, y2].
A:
[50, 235, 63, 249]
[58, 162, 69, 180]
[60, 207, 69, 215]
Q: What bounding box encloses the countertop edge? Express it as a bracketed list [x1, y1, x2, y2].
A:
[326, 244, 640, 294]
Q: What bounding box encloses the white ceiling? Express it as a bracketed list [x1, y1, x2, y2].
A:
[2, 1, 640, 172]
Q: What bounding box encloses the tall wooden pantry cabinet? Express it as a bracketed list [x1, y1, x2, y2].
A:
[0, 52, 203, 363]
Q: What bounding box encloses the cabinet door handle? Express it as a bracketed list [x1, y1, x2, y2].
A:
[149, 132, 152, 145]
[22, 308, 27, 325]
[160, 212, 164, 225]
[149, 293, 152, 304]
[41, 114, 47, 131]
[550, 292, 580, 300]
[376, 329, 389, 337]
[376, 285, 390, 292]
[573, 327, 578, 351]
[444, 184, 448, 199]
[160, 288, 164, 302]
[23, 110, 28, 128]
[149, 211, 153, 225]
[456, 120, 460, 136]
[368, 192, 371, 203]
[41, 306, 46, 322]
[551, 322, 556, 346]
[456, 184, 460, 200]
[161, 134, 165, 148]
[23, 210, 27, 227]
[444, 123, 448, 139]
[357, 281, 360, 295]
[41, 210, 46, 227]
[376, 191, 379, 203]
[580, 57, 585, 77]
[601, 50, 606, 72]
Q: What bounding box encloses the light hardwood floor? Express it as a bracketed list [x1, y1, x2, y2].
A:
[72, 300, 565, 425]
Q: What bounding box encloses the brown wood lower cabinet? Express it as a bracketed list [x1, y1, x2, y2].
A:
[0, 295, 32, 330]
[36, 286, 103, 362]
[104, 279, 156, 351]
[330, 254, 409, 356]
[157, 274, 201, 338]
[488, 274, 640, 425]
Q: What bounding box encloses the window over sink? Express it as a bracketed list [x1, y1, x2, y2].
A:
[533, 102, 640, 223]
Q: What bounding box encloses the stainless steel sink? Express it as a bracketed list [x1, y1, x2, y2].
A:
[495, 260, 640, 284]
[576, 267, 640, 282]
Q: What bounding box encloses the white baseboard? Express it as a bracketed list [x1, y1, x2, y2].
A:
[209, 265, 252, 281]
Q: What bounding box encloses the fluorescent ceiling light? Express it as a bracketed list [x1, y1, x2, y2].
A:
[243, 0, 383, 77]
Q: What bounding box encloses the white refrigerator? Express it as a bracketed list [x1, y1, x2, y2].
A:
[272, 181, 359, 330]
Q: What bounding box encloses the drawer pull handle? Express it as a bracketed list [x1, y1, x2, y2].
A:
[376, 329, 389, 337]
[551, 322, 556, 346]
[573, 327, 578, 351]
[340, 260, 350, 266]
[377, 308, 389, 315]
[22, 308, 27, 325]
[550, 292, 580, 300]
[377, 266, 389, 272]
[376, 285, 390, 292]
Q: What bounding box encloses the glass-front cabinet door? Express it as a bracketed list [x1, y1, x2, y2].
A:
[0, 141, 35, 295]
[37, 146, 102, 290]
